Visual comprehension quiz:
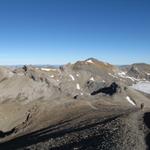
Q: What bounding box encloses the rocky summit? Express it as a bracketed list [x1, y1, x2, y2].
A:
[0, 58, 150, 150]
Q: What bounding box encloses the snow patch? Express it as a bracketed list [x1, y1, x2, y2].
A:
[69, 74, 75, 81]
[41, 68, 57, 71]
[76, 74, 79, 77]
[50, 75, 54, 78]
[80, 92, 83, 95]
[118, 72, 126, 76]
[41, 68, 51, 71]
[108, 73, 118, 78]
[125, 76, 136, 81]
[86, 60, 94, 64]
[132, 81, 150, 94]
[146, 72, 150, 75]
[90, 77, 95, 81]
[76, 83, 80, 90]
[126, 96, 136, 106]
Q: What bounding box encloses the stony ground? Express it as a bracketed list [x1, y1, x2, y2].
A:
[0, 108, 150, 150]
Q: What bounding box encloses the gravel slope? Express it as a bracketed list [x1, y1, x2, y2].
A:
[1, 108, 149, 150]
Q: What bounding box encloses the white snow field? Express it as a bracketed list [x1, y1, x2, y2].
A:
[132, 81, 150, 94]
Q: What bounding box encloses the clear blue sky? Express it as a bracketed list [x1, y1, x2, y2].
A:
[0, 0, 150, 65]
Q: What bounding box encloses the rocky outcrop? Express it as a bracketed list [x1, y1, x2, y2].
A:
[125, 63, 150, 81]
[0, 59, 149, 104]
[91, 82, 120, 96]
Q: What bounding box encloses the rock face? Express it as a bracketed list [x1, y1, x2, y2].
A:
[122, 63, 150, 81]
[0, 128, 16, 138]
[91, 82, 120, 96]
[127, 66, 141, 78]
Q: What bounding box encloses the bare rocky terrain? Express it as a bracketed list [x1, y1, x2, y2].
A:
[0, 58, 150, 150]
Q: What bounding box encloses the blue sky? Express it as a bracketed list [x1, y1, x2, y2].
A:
[0, 0, 150, 65]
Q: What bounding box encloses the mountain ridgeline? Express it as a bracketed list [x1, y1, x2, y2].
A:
[0, 58, 150, 150]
